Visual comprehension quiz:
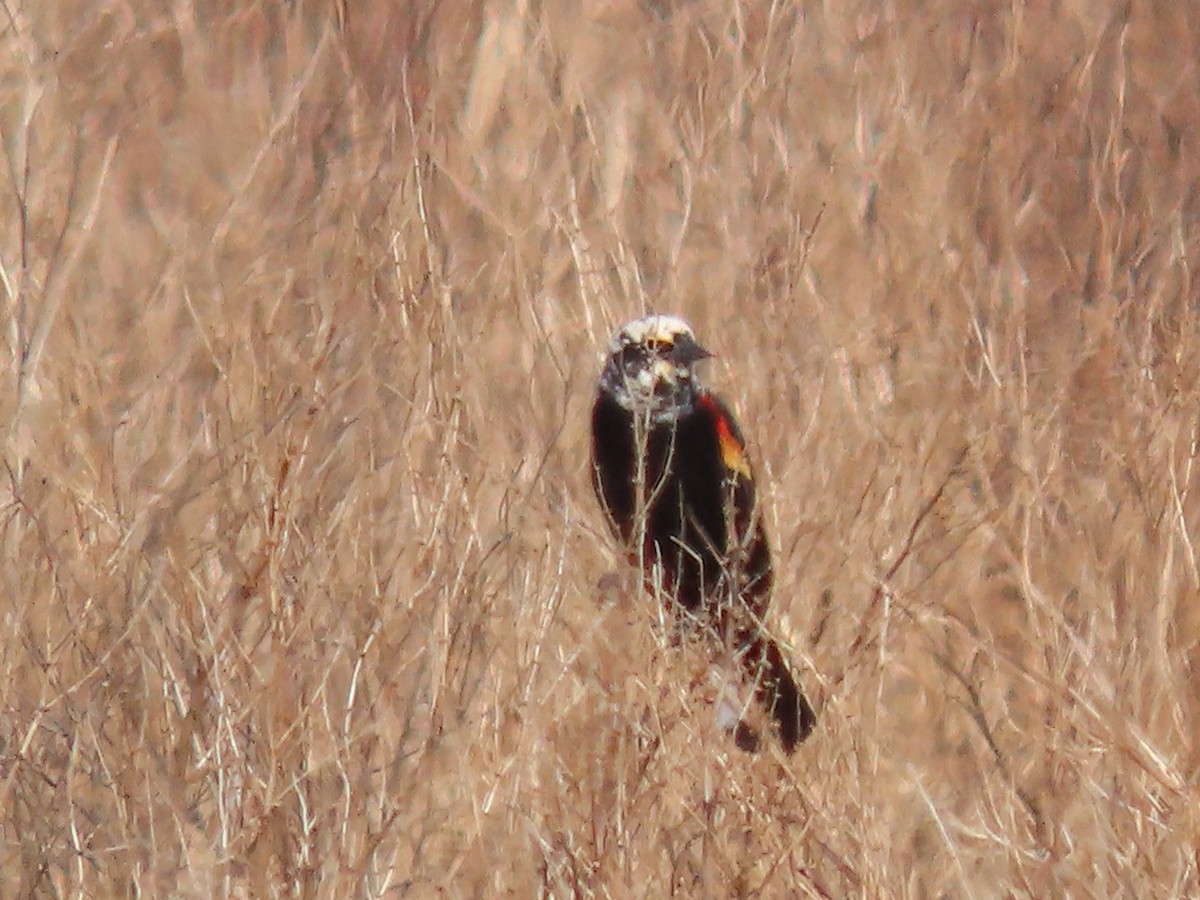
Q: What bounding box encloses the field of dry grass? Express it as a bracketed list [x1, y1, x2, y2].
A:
[4, 0, 1200, 895]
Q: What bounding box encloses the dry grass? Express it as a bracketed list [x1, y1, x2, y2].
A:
[3, 0, 1200, 895]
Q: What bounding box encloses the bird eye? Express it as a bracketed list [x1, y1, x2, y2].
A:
[617, 344, 648, 367]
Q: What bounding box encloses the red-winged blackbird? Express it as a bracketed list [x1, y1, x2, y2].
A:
[590, 314, 816, 753]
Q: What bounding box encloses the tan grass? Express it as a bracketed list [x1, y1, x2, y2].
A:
[3, 0, 1200, 895]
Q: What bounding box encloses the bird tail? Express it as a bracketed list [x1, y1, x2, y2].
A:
[738, 630, 817, 753]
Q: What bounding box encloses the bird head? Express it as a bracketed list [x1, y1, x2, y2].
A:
[598, 314, 713, 422]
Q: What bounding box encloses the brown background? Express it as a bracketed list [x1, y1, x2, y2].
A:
[4, 1, 1200, 895]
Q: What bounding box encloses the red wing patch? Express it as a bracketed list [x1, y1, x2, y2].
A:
[699, 394, 753, 479]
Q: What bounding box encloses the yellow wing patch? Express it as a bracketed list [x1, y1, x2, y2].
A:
[716, 418, 753, 479]
[701, 395, 753, 479]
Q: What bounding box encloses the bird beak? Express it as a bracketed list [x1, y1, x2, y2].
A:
[671, 338, 713, 365]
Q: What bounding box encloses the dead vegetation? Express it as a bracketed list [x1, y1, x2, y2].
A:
[3, 0, 1200, 895]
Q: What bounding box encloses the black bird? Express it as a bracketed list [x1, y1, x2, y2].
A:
[590, 314, 816, 752]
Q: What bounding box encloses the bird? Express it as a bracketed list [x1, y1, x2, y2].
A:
[589, 313, 816, 753]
